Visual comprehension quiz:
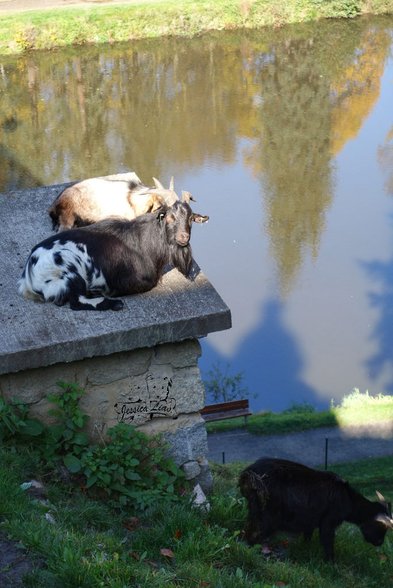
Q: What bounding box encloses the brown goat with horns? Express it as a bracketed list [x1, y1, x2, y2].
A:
[48, 173, 192, 231]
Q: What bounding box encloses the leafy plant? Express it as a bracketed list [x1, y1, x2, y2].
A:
[71, 423, 184, 509]
[0, 397, 44, 441]
[45, 381, 89, 463]
[311, 0, 361, 18]
[0, 383, 184, 510]
[204, 362, 250, 403]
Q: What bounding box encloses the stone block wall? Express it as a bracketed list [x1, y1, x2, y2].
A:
[0, 338, 212, 491]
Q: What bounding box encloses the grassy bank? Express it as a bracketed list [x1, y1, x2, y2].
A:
[1, 0, 393, 55]
[206, 390, 393, 434]
[0, 389, 392, 585]
[1, 446, 393, 587]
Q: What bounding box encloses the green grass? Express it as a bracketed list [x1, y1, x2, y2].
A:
[206, 390, 393, 434]
[2, 445, 393, 587]
[1, 0, 393, 54]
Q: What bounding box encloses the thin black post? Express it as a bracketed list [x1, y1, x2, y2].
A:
[324, 438, 329, 470]
[222, 451, 226, 465]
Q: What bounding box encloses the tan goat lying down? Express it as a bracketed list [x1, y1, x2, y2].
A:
[48, 173, 193, 231]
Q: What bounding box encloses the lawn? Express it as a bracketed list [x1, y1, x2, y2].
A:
[0, 390, 392, 585]
[206, 389, 393, 435]
[1, 446, 393, 586]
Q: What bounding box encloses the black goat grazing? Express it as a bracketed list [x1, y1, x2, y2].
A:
[239, 457, 393, 561]
[48, 174, 184, 231]
[19, 195, 208, 311]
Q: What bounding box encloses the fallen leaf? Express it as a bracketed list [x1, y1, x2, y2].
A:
[261, 544, 272, 555]
[123, 517, 140, 531]
[379, 554, 387, 562]
[174, 529, 182, 540]
[160, 548, 175, 558]
[129, 551, 140, 561]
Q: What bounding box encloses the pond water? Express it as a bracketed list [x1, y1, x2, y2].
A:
[1, 16, 393, 412]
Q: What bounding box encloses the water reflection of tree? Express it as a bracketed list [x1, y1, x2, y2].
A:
[378, 126, 393, 194]
[0, 36, 254, 188]
[0, 20, 392, 291]
[256, 37, 333, 295]
[243, 20, 391, 295]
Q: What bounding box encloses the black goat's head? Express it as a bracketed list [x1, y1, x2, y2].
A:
[360, 491, 393, 546]
[158, 198, 209, 277]
[160, 198, 208, 247]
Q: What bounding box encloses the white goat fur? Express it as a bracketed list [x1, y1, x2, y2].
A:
[49, 173, 181, 231]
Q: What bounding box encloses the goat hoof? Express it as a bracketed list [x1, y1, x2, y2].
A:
[110, 299, 124, 311]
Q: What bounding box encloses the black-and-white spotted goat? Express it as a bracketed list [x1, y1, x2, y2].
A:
[18, 195, 208, 311]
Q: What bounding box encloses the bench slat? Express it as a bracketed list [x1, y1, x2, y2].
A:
[202, 410, 251, 422]
[201, 399, 251, 423]
[201, 399, 249, 415]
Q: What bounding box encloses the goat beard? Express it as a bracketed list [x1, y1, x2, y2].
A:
[170, 243, 193, 277]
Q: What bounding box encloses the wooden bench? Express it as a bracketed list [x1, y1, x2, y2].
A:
[200, 399, 252, 425]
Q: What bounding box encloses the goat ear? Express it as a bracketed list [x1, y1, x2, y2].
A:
[192, 213, 209, 224]
[153, 177, 165, 190]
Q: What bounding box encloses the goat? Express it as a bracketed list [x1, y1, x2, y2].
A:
[48, 174, 185, 231]
[19, 193, 208, 311]
[239, 457, 393, 561]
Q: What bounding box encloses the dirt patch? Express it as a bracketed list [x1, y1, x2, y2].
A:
[0, 532, 41, 587]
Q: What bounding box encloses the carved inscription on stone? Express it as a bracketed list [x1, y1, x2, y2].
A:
[114, 371, 177, 425]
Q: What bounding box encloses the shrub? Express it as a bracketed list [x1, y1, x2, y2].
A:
[71, 423, 184, 509]
[0, 383, 184, 511]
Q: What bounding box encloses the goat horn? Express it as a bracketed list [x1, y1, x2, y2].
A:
[376, 491, 387, 504]
[169, 176, 175, 191]
[375, 513, 393, 528]
[181, 190, 196, 203]
[153, 177, 165, 190]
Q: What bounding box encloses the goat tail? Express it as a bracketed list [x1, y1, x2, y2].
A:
[48, 204, 59, 231]
[69, 294, 124, 311]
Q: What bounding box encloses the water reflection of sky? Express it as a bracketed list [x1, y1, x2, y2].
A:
[192, 54, 393, 412]
[2, 20, 393, 412]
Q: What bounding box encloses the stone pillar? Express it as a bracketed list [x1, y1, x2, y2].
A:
[0, 339, 213, 491]
[0, 176, 231, 494]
